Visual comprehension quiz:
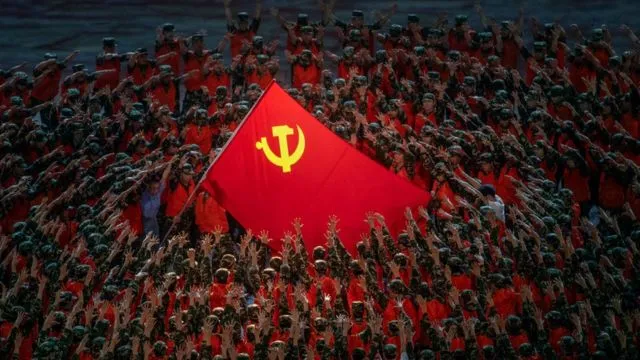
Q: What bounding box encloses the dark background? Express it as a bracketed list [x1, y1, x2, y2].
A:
[1, 0, 639, 83]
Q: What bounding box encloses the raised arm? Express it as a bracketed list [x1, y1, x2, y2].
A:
[176, 69, 200, 82]
[602, 25, 613, 44]
[157, 51, 177, 64]
[128, 52, 139, 68]
[324, 50, 340, 64]
[140, 74, 160, 90]
[516, 5, 525, 33]
[270, 7, 288, 27]
[179, 37, 189, 55]
[375, 2, 398, 27]
[255, 0, 262, 19]
[161, 161, 173, 185]
[0, 78, 14, 92]
[6, 63, 26, 74]
[30, 101, 53, 114]
[155, 26, 165, 44]
[224, 0, 233, 25]
[321, 0, 337, 25]
[215, 34, 230, 53]
[33, 59, 57, 74]
[621, 25, 640, 47]
[474, 2, 489, 29]
[490, 21, 504, 53]
[92, 69, 117, 80]
[63, 50, 80, 66]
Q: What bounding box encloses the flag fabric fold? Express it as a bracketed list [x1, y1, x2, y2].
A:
[202, 81, 430, 254]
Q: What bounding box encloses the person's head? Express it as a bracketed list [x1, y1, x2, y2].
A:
[237, 11, 250, 30]
[433, 162, 448, 181]
[342, 46, 355, 63]
[462, 76, 476, 96]
[210, 52, 225, 72]
[383, 344, 397, 360]
[550, 85, 564, 104]
[299, 49, 313, 66]
[590, 27, 604, 44]
[388, 278, 406, 297]
[102, 37, 116, 53]
[159, 65, 173, 85]
[533, 41, 547, 61]
[375, 49, 388, 64]
[454, 14, 469, 30]
[134, 138, 147, 154]
[136, 48, 149, 62]
[407, 14, 420, 31]
[544, 57, 558, 73]
[215, 85, 228, 104]
[179, 163, 195, 184]
[351, 10, 364, 27]
[147, 178, 162, 196]
[389, 24, 403, 39]
[487, 55, 502, 76]
[427, 71, 440, 89]
[195, 108, 208, 125]
[297, 13, 308, 26]
[191, 34, 205, 52]
[426, 28, 444, 46]
[387, 99, 400, 117]
[448, 145, 465, 165]
[162, 23, 175, 40]
[301, 26, 313, 42]
[499, 108, 514, 127]
[314, 259, 327, 275]
[500, 21, 513, 38]
[479, 32, 494, 51]
[422, 93, 436, 113]
[478, 153, 493, 172]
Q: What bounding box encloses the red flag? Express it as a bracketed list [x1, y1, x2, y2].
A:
[202, 82, 430, 254]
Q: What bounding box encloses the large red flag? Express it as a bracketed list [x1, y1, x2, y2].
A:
[202, 82, 430, 254]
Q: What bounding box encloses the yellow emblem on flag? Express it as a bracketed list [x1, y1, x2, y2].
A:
[256, 125, 305, 173]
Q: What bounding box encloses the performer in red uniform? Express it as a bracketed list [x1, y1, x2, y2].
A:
[224, 0, 262, 58]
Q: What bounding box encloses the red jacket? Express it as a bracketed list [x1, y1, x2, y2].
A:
[563, 167, 590, 203]
[195, 191, 229, 234]
[292, 63, 321, 89]
[164, 181, 195, 218]
[492, 287, 521, 318]
[599, 172, 626, 209]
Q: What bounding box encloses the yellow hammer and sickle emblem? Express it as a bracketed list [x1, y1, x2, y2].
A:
[256, 125, 306, 173]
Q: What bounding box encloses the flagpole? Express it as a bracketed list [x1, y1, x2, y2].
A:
[161, 80, 278, 244]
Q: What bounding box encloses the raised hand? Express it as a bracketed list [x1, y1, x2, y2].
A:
[259, 230, 271, 245]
